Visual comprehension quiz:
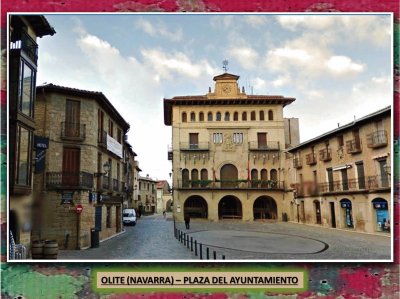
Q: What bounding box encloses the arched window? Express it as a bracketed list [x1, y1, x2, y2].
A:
[233, 112, 239, 121]
[199, 112, 204, 121]
[182, 169, 189, 187]
[201, 169, 208, 188]
[224, 112, 230, 121]
[260, 169, 268, 187]
[268, 110, 274, 121]
[259, 111, 265, 121]
[242, 112, 247, 121]
[182, 112, 187, 123]
[207, 112, 213, 121]
[251, 111, 256, 121]
[191, 169, 199, 187]
[270, 169, 278, 181]
[216, 112, 222, 121]
[220, 164, 238, 188]
[190, 112, 196, 122]
[251, 169, 258, 188]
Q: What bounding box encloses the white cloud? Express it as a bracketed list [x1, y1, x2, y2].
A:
[325, 56, 365, 75]
[271, 74, 291, 87]
[227, 46, 259, 70]
[244, 15, 268, 27]
[210, 15, 234, 28]
[252, 77, 266, 90]
[141, 48, 217, 79]
[135, 17, 183, 42]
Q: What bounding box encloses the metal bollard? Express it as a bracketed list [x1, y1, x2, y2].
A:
[206, 247, 209, 260]
[186, 235, 189, 249]
[180, 231, 183, 243]
[200, 244, 203, 260]
[222, 255, 225, 260]
[183, 233, 186, 246]
[194, 240, 197, 256]
[190, 237, 193, 251]
[213, 251, 216, 260]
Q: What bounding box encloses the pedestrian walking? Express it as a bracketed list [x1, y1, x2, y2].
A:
[184, 214, 190, 229]
[163, 210, 166, 218]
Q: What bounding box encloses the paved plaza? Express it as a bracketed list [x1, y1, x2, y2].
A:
[57, 213, 391, 261]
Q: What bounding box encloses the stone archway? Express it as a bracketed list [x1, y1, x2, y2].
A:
[253, 196, 277, 220]
[184, 196, 208, 218]
[218, 195, 242, 219]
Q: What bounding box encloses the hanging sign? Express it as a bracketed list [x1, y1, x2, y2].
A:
[61, 191, 74, 205]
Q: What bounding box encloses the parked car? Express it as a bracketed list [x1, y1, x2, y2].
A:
[123, 209, 137, 226]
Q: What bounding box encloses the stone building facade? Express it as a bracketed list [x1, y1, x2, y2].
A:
[164, 73, 296, 222]
[33, 84, 130, 249]
[156, 180, 172, 213]
[138, 175, 157, 214]
[8, 15, 55, 254]
[286, 106, 391, 234]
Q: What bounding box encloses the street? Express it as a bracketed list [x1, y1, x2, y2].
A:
[57, 212, 391, 261]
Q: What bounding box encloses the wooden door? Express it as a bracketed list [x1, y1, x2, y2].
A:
[65, 99, 80, 137]
[257, 133, 267, 148]
[189, 133, 199, 149]
[62, 147, 80, 186]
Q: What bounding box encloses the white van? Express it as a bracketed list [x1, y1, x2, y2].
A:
[123, 209, 137, 226]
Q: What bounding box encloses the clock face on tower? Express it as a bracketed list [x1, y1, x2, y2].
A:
[222, 84, 232, 95]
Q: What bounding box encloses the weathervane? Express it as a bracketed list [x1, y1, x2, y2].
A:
[222, 59, 229, 72]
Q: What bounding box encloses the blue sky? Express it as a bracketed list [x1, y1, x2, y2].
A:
[36, 13, 392, 181]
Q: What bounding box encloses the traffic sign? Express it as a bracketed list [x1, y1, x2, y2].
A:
[76, 204, 83, 214]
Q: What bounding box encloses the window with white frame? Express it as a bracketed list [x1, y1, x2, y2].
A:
[213, 133, 223, 144]
[232, 133, 243, 144]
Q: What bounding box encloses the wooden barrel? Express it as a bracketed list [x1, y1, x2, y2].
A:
[43, 240, 58, 259]
[31, 240, 44, 259]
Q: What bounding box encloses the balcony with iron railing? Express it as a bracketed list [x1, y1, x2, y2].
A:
[367, 130, 388, 148]
[248, 141, 280, 151]
[177, 179, 284, 190]
[305, 153, 317, 165]
[367, 175, 391, 189]
[98, 129, 107, 148]
[61, 122, 86, 141]
[319, 178, 366, 193]
[293, 157, 302, 169]
[319, 148, 332, 162]
[10, 30, 38, 64]
[179, 142, 209, 151]
[46, 171, 93, 190]
[346, 139, 362, 154]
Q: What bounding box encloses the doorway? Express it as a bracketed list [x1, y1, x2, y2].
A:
[330, 202, 336, 228]
[314, 200, 322, 224]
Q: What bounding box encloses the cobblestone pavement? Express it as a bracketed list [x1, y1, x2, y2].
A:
[58, 213, 196, 260]
[175, 219, 391, 261]
[58, 213, 391, 261]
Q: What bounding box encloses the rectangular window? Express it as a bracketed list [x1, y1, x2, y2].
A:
[18, 60, 35, 117]
[117, 128, 122, 143]
[65, 99, 81, 138]
[15, 125, 33, 186]
[257, 132, 267, 148]
[189, 133, 199, 148]
[337, 135, 344, 147]
[355, 161, 365, 189]
[233, 133, 243, 144]
[213, 133, 223, 144]
[108, 119, 114, 137]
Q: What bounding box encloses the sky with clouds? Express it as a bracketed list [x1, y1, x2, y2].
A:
[36, 13, 392, 181]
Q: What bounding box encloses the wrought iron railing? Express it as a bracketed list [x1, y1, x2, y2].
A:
[368, 175, 391, 189]
[319, 148, 332, 162]
[113, 179, 119, 191]
[346, 139, 362, 154]
[179, 142, 209, 151]
[319, 178, 365, 193]
[98, 129, 107, 147]
[366, 130, 388, 148]
[248, 141, 280, 151]
[293, 157, 302, 168]
[306, 153, 317, 165]
[61, 122, 86, 140]
[10, 30, 38, 63]
[46, 171, 93, 189]
[177, 179, 284, 189]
